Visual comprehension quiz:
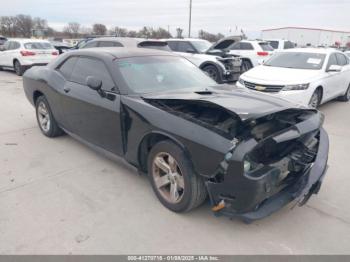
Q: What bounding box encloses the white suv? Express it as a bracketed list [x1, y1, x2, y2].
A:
[226, 40, 274, 70]
[0, 39, 58, 76]
[165, 38, 241, 83]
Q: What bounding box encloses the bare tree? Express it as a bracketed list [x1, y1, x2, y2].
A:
[127, 30, 137, 37]
[14, 15, 33, 37]
[111, 26, 128, 37]
[92, 23, 107, 35]
[198, 29, 224, 42]
[33, 17, 48, 29]
[63, 22, 80, 38]
[0, 16, 17, 37]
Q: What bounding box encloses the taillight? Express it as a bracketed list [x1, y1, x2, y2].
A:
[20, 50, 36, 56]
[52, 51, 58, 56]
[257, 51, 269, 56]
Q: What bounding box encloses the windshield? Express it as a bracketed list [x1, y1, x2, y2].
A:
[264, 52, 326, 70]
[191, 40, 212, 53]
[24, 42, 53, 50]
[116, 56, 215, 94]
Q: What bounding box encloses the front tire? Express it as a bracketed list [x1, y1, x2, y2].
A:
[35, 96, 64, 137]
[148, 140, 207, 213]
[14, 60, 24, 76]
[338, 84, 350, 102]
[202, 65, 221, 83]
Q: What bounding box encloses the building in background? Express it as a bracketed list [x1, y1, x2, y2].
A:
[262, 27, 350, 47]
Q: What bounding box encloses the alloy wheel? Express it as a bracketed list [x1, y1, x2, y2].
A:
[204, 68, 218, 81]
[37, 101, 51, 132]
[152, 152, 185, 204]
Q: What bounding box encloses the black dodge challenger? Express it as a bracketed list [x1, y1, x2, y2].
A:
[23, 48, 329, 222]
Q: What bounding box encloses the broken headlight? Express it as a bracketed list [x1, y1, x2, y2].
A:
[282, 83, 309, 91]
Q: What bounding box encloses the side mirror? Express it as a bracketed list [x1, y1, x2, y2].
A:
[327, 64, 342, 72]
[86, 76, 102, 91]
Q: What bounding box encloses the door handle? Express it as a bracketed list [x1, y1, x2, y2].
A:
[63, 87, 71, 93]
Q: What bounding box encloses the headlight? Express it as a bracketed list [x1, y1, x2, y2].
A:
[282, 83, 309, 91]
[238, 77, 245, 86]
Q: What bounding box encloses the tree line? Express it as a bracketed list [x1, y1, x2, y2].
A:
[0, 14, 225, 42]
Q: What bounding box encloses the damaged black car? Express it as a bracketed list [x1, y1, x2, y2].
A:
[22, 48, 329, 222]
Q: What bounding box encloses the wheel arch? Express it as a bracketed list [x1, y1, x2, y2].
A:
[315, 85, 324, 103]
[33, 90, 45, 105]
[137, 131, 190, 173]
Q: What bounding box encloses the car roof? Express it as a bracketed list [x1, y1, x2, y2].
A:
[166, 38, 209, 42]
[8, 38, 51, 43]
[281, 48, 339, 54]
[88, 37, 166, 45]
[68, 47, 176, 59]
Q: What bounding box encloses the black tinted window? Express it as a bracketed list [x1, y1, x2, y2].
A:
[5, 41, 13, 50]
[284, 41, 295, 49]
[177, 42, 196, 52]
[336, 53, 348, 66]
[230, 42, 241, 50]
[81, 41, 98, 49]
[327, 54, 338, 69]
[240, 43, 254, 50]
[58, 57, 78, 79]
[167, 41, 178, 51]
[12, 42, 20, 49]
[71, 57, 115, 91]
[259, 43, 273, 51]
[268, 41, 279, 49]
[98, 41, 123, 47]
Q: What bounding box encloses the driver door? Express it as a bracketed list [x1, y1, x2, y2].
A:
[323, 53, 343, 100]
[61, 56, 124, 156]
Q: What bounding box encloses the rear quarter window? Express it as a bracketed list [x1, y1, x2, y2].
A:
[259, 42, 274, 51]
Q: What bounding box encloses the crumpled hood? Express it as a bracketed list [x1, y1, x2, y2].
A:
[242, 65, 323, 84]
[142, 87, 304, 121]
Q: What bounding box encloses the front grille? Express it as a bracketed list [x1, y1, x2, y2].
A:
[244, 81, 284, 93]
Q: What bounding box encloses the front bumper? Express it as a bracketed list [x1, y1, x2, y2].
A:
[206, 114, 329, 222]
[220, 58, 242, 82]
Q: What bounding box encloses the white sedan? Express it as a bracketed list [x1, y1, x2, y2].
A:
[237, 48, 350, 108]
[0, 39, 58, 76]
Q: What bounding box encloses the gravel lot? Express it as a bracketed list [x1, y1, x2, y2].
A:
[0, 70, 350, 255]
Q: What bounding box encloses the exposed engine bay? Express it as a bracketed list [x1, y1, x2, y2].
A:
[145, 98, 326, 221]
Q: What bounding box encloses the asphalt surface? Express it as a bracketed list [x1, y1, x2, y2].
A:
[0, 70, 350, 254]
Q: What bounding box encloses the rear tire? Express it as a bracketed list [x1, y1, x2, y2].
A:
[309, 89, 322, 108]
[147, 140, 207, 213]
[14, 60, 24, 76]
[35, 96, 64, 137]
[338, 84, 350, 102]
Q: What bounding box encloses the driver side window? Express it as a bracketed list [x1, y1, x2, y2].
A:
[326, 54, 338, 70]
[70, 57, 116, 92]
[177, 42, 196, 53]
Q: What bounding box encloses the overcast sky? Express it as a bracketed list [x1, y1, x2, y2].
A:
[1, 0, 349, 38]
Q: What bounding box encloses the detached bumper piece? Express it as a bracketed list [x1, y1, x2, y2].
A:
[206, 111, 329, 222]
